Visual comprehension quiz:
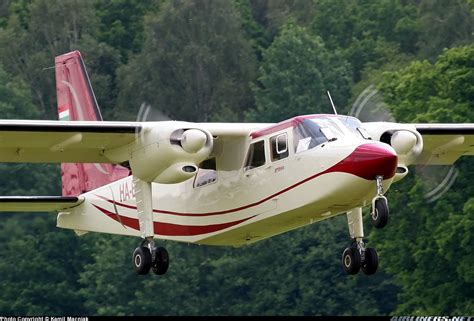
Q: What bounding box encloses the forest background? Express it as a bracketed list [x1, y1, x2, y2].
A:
[0, 0, 473, 316]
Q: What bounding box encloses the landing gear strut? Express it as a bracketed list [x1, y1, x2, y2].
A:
[342, 207, 379, 275]
[132, 176, 169, 276]
[371, 175, 389, 229]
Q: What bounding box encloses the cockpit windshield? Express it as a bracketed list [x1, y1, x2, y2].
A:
[293, 115, 370, 153]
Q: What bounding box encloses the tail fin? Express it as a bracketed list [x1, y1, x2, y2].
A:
[55, 51, 129, 196]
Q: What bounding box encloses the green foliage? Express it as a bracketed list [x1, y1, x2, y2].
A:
[248, 23, 351, 122]
[311, 0, 419, 81]
[372, 46, 474, 315]
[234, 0, 271, 60]
[0, 0, 473, 316]
[117, 0, 256, 122]
[417, 0, 473, 60]
[380, 45, 474, 123]
[0, 65, 38, 119]
[95, 0, 156, 63]
[76, 219, 397, 316]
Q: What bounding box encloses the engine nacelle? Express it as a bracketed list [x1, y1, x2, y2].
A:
[362, 122, 423, 167]
[390, 130, 417, 155]
[115, 122, 213, 184]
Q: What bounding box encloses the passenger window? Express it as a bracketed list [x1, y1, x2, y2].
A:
[193, 158, 217, 188]
[270, 133, 289, 161]
[244, 141, 266, 170]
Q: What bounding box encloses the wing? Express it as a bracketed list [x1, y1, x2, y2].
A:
[415, 123, 474, 165]
[0, 196, 83, 212]
[0, 120, 141, 163]
[196, 122, 271, 137]
[0, 120, 270, 164]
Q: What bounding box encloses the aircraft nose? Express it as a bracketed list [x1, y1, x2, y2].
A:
[344, 143, 398, 180]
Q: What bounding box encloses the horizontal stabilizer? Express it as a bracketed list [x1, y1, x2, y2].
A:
[0, 196, 84, 212]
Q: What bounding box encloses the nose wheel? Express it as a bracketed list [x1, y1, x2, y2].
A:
[371, 176, 389, 229]
[132, 240, 169, 276]
[372, 197, 389, 228]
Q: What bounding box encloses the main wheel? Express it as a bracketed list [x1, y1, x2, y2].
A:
[133, 246, 152, 275]
[152, 247, 169, 275]
[362, 247, 379, 275]
[342, 247, 361, 275]
[372, 198, 389, 229]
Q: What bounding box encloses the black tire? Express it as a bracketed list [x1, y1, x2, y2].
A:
[372, 198, 389, 229]
[342, 247, 361, 275]
[152, 247, 169, 275]
[133, 246, 152, 275]
[362, 247, 379, 275]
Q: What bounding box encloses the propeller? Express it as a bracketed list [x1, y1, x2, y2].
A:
[350, 84, 458, 203]
[135, 102, 172, 144]
[132, 102, 212, 184]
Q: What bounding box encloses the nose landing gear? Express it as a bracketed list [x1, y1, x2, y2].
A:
[371, 175, 389, 229]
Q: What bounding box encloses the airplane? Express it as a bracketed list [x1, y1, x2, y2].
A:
[0, 50, 473, 276]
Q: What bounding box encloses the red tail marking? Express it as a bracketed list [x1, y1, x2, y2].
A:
[55, 51, 129, 196]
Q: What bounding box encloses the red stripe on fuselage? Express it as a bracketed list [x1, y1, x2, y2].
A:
[92, 204, 256, 236]
[94, 143, 397, 217]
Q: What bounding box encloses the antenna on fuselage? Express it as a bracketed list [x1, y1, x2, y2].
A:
[327, 91, 338, 115]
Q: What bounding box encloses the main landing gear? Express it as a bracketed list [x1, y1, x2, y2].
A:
[342, 207, 379, 275]
[341, 176, 388, 276]
[131, 176, 169, 276]
[133, 238, 169, 275]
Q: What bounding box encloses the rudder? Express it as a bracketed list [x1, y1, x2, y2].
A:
[55, 51, 129, 196]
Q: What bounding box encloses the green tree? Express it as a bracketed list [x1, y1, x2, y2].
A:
[373, 45, 474, 315]
[417, 0, 473, 60]
[248, 23, 351, 122]
[117, 0, 257, 122]
[0, 0, 122, 120]
[234, 0, 271, 60]
[311, 0, 419, 82]
[0, 65, 38, 119]
[94, 0, 156, 63]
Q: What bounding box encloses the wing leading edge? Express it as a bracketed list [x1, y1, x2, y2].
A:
[0, 196, 84, 212]
[0, 120, 141, 163]
[415, 123, 474, 165]
[0, 120, 271, 164]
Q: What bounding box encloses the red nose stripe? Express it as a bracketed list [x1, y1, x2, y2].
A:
[331, 143, 397, 180]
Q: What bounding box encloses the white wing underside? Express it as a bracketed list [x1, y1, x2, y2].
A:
[414, 124, 474, 165]
[0, 120, 270, 164]
[0, 196, 84, 212]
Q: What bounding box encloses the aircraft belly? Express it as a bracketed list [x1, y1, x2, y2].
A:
[196, 172, 383, 246]
[56, 169, 392, 246]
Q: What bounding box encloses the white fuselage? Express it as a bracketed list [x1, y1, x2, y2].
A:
[57, 124, 397, 247]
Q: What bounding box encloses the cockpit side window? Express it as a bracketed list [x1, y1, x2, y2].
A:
[193, 158, 217, 188]
[270, 133, 289, 161]
[293, 120, 328, 153]
[244, 140, 266, 170]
